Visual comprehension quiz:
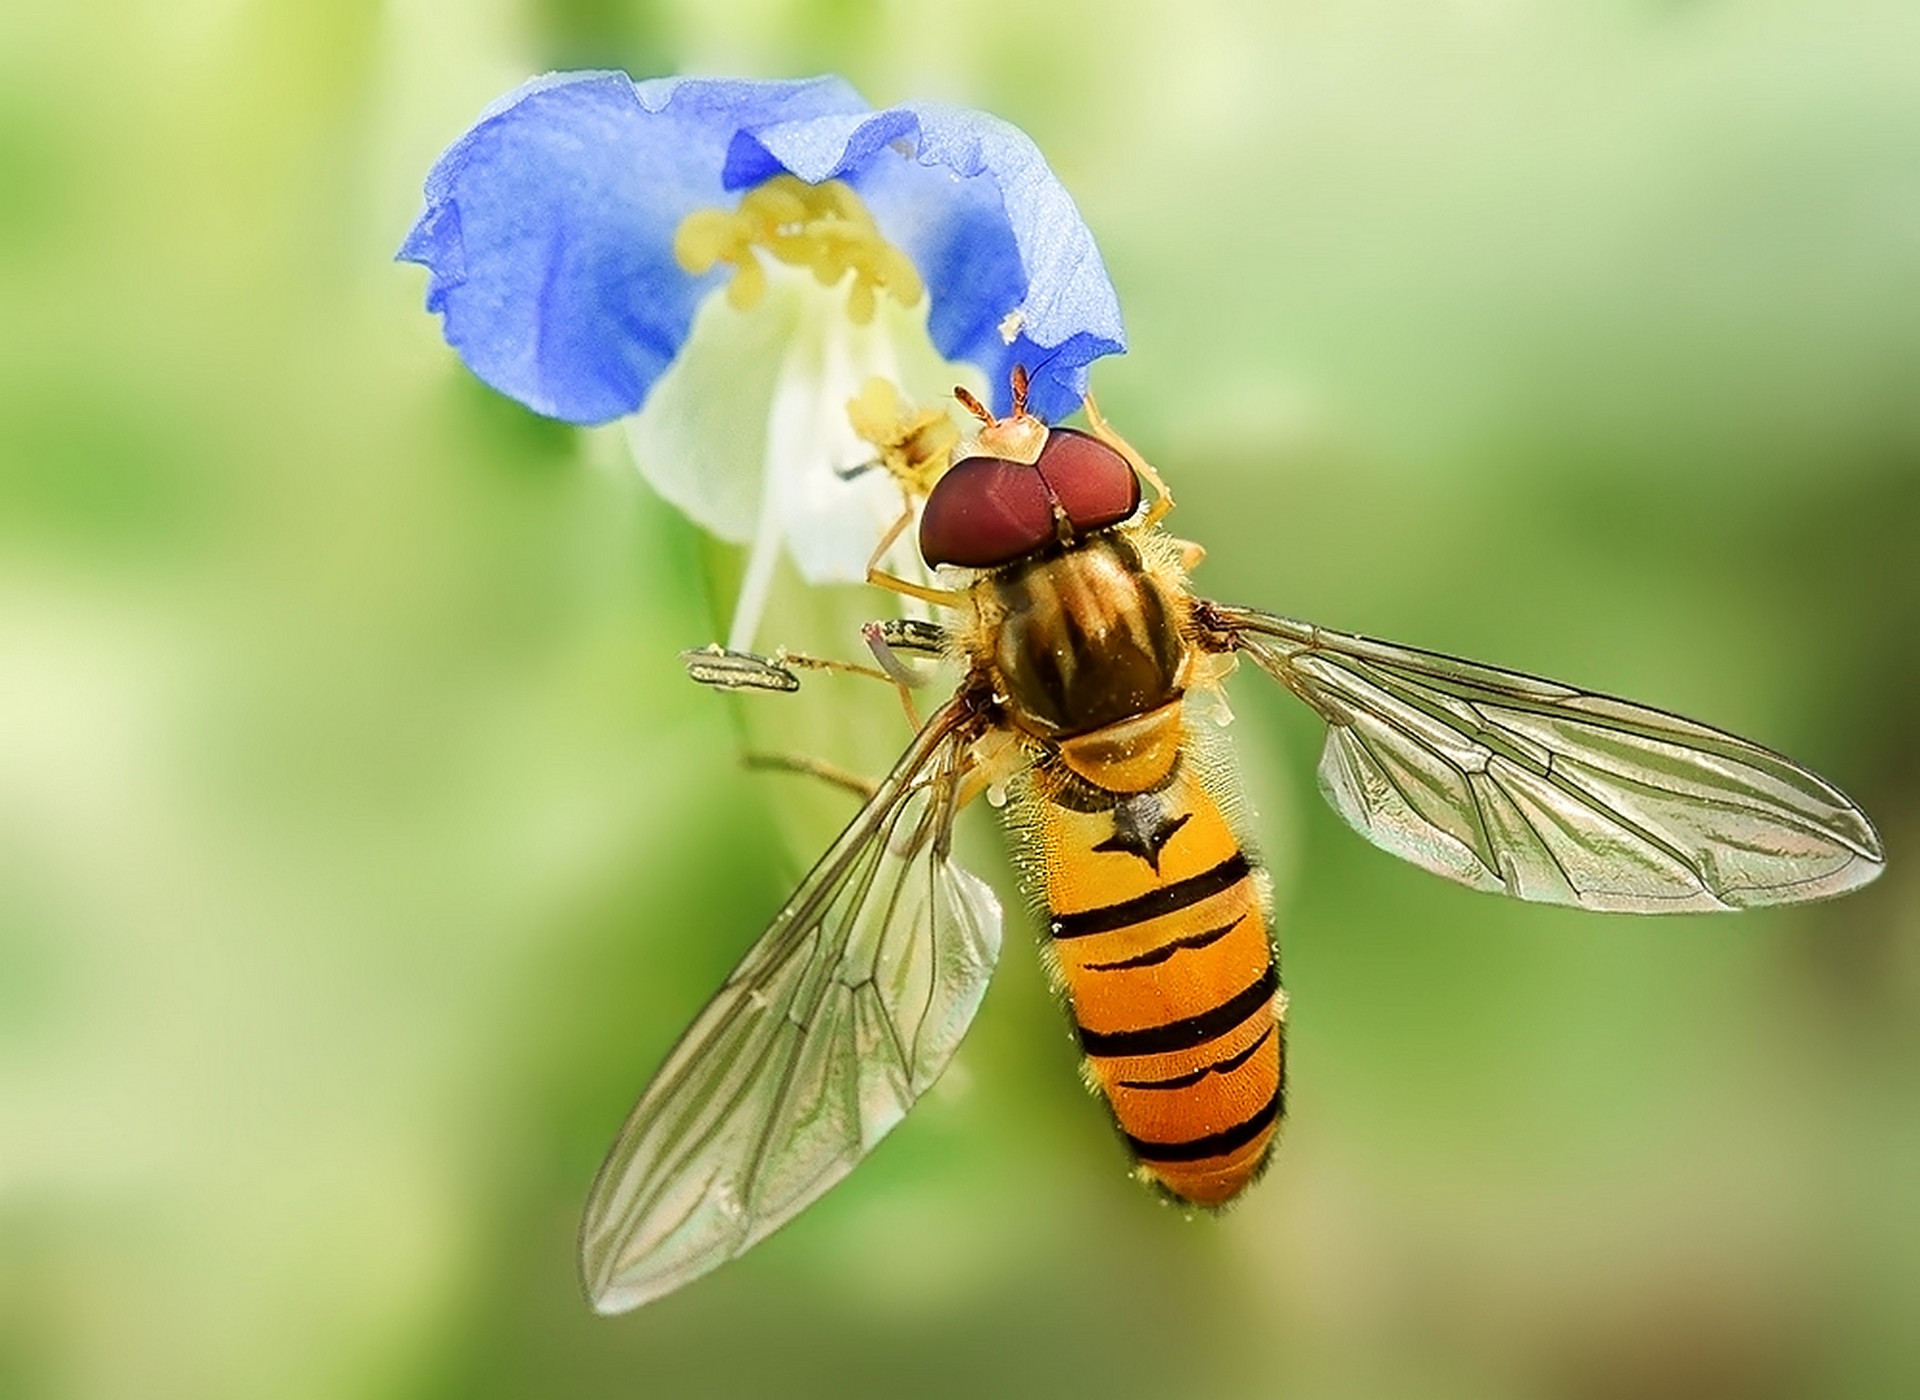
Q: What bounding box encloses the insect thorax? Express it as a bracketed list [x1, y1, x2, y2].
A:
[969, 532, 1190, 758]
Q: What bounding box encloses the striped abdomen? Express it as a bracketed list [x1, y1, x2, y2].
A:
[1035, 740, 1283, 1206]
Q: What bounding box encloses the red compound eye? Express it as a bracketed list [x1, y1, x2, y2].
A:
[918, 427, 1143, 570]
[918, 454, 1055, 569]
[1034, 429, 1140, 537]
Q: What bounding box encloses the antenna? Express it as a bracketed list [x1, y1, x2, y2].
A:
[953, 385, 994, 426]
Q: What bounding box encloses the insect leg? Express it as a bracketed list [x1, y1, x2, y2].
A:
[865, 504, 967, 608]
[681, 642, 921, 694]
[683, 627, 939, 727]
[867, 570, 966, 607]
[852, 622, 942, 729]
[680, 646, 802, 693]
[1082, 392, 1176, 529]
[871, 617, 950, 659]
[742, 751, 879, 802]
[775, 650, 897, 687]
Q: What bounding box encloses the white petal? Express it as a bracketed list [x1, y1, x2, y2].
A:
[623, 273, 805, 545]
[624, 259, 985, 652]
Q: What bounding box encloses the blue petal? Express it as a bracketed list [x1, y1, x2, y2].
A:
[398, 73, 869, 424]
[728, 102, 1126, 420]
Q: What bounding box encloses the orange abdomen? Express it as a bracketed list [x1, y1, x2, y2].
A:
[1035, 751, 1284, 1206]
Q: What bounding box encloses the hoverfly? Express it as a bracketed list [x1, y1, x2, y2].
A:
[579, 374, 1883, 1313]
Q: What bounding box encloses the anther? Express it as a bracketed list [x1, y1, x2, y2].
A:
[672, 175, 924, 323]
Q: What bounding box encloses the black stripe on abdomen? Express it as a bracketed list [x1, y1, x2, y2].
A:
[1076, 961, 1278, 1059]
[1124, 1083, 1284, 1163]
[1049, 853, 1251, 940]
[1118, 1025, 1274, 1091]
[1084, 913, 1246, 973]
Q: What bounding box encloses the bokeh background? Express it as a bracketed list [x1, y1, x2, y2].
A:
[3, 1, 1917, 1397]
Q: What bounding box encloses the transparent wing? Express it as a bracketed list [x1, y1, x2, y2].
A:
[579, 699, 1004, 1314]
[1210, 604, 1883, 912]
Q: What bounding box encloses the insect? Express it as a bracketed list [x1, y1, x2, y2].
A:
[579, 376, 1884, 1313]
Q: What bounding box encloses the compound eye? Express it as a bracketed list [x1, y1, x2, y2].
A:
[1034, 429, 1140, 536]
[918, 454, 1055, 569]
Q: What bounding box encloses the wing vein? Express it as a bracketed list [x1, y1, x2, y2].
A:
[1209, 601, 1882, 913]
[579, 699, 1011, 1314]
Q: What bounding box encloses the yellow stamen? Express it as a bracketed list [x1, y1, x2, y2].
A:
[673, 175, 926, 324]
[846, 377, 959, 498]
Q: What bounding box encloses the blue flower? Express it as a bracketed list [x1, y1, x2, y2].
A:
[399, 73, 1126, 649]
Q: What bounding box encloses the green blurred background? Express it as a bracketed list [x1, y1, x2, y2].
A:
[3, 1, 1916, 1397]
